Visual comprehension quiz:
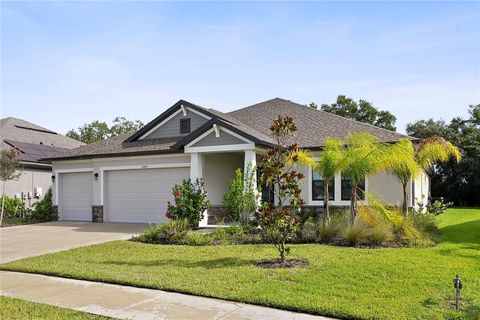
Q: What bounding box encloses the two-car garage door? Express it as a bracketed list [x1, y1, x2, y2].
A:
[59, 167, 189, 223]
[105, 167, 190, 223]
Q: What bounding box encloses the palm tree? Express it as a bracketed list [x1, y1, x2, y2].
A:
[341, 132, 388, 225]
[388, 137, 461, 217]
[315, 137, 344, 227]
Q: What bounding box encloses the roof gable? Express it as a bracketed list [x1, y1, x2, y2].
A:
[126, 100, 214, 142]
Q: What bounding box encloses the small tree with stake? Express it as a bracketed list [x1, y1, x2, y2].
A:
[256, 116, 305, 264]
[0, 148, 21, 226]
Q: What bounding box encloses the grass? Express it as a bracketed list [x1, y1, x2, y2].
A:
[0, 296, 111, 320]
[1, 208, 479, 320]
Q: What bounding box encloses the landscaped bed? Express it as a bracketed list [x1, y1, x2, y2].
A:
[1, 208, 479, 320]
[0, 296, 112, 320]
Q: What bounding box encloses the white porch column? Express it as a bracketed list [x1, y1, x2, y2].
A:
[244, 150, 260, 208]
[190, 153, 203, 180]
[244, 150, 257, 179]
[191, 153, 208, 227]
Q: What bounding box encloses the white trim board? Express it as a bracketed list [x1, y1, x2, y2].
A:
[184, 125, 254, 150]
[185, 143, 255, 154]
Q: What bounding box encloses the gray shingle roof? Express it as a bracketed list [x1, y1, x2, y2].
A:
[0, 117, 84, 150]
[45, 134, 180, 160]
[228, 98, 413, 148]
[45, 98, 413, 160]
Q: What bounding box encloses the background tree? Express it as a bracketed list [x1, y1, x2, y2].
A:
[406, 104, 479, 206]
[314, 137, 344, 227]
[307, 102, 318, 110]
[320, 95, 397, 131]
[67, 117, 144, 144]
[110, 117, 144, 136]
[0, 148, 21, 226]
[256, 116, 305, 264]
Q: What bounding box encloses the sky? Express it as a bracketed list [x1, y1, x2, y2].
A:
[1, 1, 479, 134]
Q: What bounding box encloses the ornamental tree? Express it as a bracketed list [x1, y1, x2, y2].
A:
[314, 137, 344, 227]
[0, 148, 22, 226]
[256, 115, 305, 263]
[341, 132, 387, 225]
[388, 137, 461, 216]
[166, 178, 210, 229]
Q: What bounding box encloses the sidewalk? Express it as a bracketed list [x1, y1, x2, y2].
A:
[0, 271, 335, 320]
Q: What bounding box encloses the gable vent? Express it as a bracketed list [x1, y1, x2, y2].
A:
[180, 118, 191, 134]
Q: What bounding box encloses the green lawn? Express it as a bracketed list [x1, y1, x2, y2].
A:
[0, 296, 111, 320]
[1, 208, 479, 320]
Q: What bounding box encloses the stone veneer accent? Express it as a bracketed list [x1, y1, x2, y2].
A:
[206, 205, 350, 225]
[92, 205, 104, 223]
[52, 205, 58, 219]
[207, 206, 234, 225]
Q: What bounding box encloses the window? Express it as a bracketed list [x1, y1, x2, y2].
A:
[180, 118, 191, 134]
[341, 176, 365, 201]
[312, 171, 334, 201]
[258, 169, 274, 204]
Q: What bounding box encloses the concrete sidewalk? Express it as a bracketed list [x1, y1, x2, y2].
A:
[0, 271, 334, 320]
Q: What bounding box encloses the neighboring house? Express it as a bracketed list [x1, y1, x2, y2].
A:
[0, 117, 84, 206]
[45, 98, 429, 226]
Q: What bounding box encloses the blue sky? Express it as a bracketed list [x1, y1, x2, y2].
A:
[1, 1, 479, 134]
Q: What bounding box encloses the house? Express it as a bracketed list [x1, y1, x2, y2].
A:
[0, 117, 84, 206]
[45, 98, 429, 226]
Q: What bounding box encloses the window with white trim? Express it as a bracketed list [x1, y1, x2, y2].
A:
[341, 176, 365, 200]
[311, 171, 334, 201]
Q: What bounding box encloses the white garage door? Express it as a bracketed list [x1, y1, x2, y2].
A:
[60, 172, 93, 221]
[106, 167, 190, 223]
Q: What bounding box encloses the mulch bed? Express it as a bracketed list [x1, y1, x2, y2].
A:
[255, 258, 309, 269]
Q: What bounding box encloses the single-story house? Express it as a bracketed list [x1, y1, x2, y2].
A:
[45, 98, 429, 226]
[0, 117, 84, 207]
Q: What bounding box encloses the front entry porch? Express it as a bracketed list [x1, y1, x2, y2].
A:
[189, 150, 259, 227]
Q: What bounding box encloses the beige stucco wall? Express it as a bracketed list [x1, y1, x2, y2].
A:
[202, 152, 244, 205]
[5, 168, 52, 207]
[367, 172, 404, 206]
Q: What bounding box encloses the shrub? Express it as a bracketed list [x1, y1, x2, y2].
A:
[223, 164, 259, 224]
[29, 188, 56, 221]
[301, 218, 317, 243]
[367, 222, 394, 246]
[318, 214, 346, 243]
[409, 212, 440, 242]
[342, 221, 368, 246]
[210, 227, 229, 244]
[0, 196, 25, 219]
[131, 220, 189, 244]
[184, 232, 212, 246]
[166, 178, 210, 228]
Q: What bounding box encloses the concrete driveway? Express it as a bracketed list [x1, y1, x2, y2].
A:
[0, 221, 148, 263]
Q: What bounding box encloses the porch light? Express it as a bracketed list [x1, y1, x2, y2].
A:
[94, 173, 99, 181]
[51, 175, 55, 183]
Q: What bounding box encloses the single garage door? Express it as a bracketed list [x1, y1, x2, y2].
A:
[106, 167, 190, 223]
[60, 172, 93, 221]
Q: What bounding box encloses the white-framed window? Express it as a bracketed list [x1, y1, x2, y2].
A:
[311, 171, 334, 201]
[341, 176, 365, 200]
